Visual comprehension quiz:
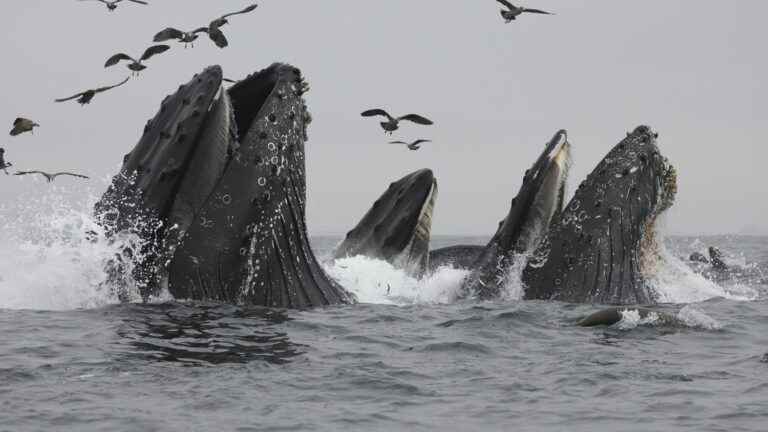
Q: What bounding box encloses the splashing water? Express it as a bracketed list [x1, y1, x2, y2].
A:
[616, 309, 662, 330]
[324, 255, 468, 305]
[648, 234, 758, 303]
[0, 182, 761, 311]
[0, 185, 146, 310]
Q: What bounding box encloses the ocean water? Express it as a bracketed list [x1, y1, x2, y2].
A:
[1, 197, 767, 431]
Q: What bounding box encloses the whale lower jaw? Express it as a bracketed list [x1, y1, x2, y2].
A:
[96, 63, 353, 307]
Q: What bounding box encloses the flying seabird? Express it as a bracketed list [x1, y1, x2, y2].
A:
[153, 27, 210, 48]
[55, 77, 130, 105]
[496, 0, 553, 23]
[361, 109, 433, 134]
[389, 139, 432, 151]
[206, 4, 259, 48]
[14, 171, 90, 183]
[78, 0, 148, 12]
[104, 45, 170, 76]
[9, 118, 40, 136]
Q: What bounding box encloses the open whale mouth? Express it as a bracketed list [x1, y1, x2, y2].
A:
[335, 168, 438, 277]
[98, 65, 297, 266]
[96, 64, 349, 307]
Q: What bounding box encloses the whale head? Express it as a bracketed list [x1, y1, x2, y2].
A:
[95, 64, 352, 307]
[523, 125, 677, 304]
[334, 168, 438, 277]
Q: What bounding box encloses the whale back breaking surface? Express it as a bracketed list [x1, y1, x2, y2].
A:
[462, 130, 570, 299]
[96, 64, 353, 307]
[522, 126, 677, 304]
[334, 169, 437, 277]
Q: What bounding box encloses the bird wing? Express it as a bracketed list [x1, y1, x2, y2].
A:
[126, 0, 149, 4]
[13, 118, 24, 126]
[94, 76, 130, 93]
[54, 91, 88, 103]
[192, 26, 210, 34]
[140, 44, 170, 61]
[413, 139, 432, 145]
[398, 114, 434, 125]
[496, 0, 516, 9]
[14, 170, 46, 177]
[220, 3, 258, 19]
[521, 8, 553, 14]
[388, 141, 408, 145]
[153, 27, 185, 42]
[105, 53, 135, 67]
[361, 109, 393, 120]
[53, 172, 90, 180]
[208, 27, 229, 48]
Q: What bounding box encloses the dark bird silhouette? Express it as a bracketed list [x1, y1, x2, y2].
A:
[10, 118, 40, 136]
[361, 109, 433, 134]
[0, 148, 12, 174]
[78, 0, 148, 12]
[153, 27, 210, 48]
[389, 139, 431, 151]
[55, 77, 130, 105]
[206, 4, 259, 48]
[14, 171, 90, 183]
[496, 0, 553, 22]
[105, 45, 170, 76]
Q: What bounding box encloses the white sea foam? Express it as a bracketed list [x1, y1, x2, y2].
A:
[0, 185, 144, 310]
[324, 255, 468, 305]
[676, 305, 723, 330]
[616, 309, 662, 330]
[648, 233, 758, 303]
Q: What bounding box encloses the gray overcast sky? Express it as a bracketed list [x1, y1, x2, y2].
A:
[1, 1, 766, 236]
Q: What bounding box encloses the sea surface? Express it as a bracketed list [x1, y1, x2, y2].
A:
[1, 199, 767, 431]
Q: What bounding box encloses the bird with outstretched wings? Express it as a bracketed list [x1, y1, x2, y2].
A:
[15, 171, 90, 183]
[55, 77, 130, 105]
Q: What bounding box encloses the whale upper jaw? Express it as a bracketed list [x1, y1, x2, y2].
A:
[335, 168, 438, 278]
[523, 125, 677, 305]
[96, 64, 352, 307]
[462, 129, 571, 300]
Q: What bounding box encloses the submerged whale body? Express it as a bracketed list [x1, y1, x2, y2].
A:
[95, 63, 353, 307]
[523, 126, 678, 304]
[334, 168, 437, 277]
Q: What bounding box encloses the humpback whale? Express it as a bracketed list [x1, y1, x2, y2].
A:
[334, 168, 437, 277]
[461, 129, 571, 299]
[523, 126, 677, 304]
[95, 63, 353, 307]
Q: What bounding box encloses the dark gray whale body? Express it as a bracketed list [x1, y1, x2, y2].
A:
[96, 64, 353, 307]
[95, 62, 678, 310]
[334, 168, 437, 277]
[429, 245, 485, 271]
[523, 126, 677, 304]
[461, 130, 570, 299]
